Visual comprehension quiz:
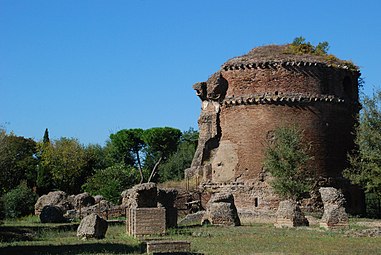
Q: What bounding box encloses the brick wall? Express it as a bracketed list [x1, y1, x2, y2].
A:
[191, 57, 363, 214]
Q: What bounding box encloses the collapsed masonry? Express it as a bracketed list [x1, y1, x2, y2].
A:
[186, 44, 365, 219]
[124, 183, 178, 237]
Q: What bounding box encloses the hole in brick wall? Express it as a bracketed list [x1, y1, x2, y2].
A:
[321, 79, 329, 94]
[343, 76, 353, 98]
[254, 197, 258, 207]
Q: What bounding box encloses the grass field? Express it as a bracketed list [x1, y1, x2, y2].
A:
[1, 216, 381, 255]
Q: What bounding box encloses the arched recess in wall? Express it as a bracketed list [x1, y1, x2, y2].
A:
[343, 76, 353, 98]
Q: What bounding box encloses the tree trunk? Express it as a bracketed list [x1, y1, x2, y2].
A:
[136, 150, 144, 184]
[147, 157, 162, 183]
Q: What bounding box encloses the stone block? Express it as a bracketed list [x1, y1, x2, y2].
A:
[274, 200, 309, 228]
[77, 213, 108, 239]
[146, 240, 191, 254]
[319, 187, 349, 229]
[122, 183, 157, 208]
[40, 205, 66, 223]
[127, 207, 166, 237]
[202, 192, 240, 226]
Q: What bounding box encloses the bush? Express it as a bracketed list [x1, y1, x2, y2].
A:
[159, 142, 197, 182]
[286, 36, 329, 56]
[263, 126, 314, 200]
[82, 164, 141, 204]
[1, 182, 38, 218]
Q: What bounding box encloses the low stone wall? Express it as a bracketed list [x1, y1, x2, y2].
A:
[146, 240, 191, 254]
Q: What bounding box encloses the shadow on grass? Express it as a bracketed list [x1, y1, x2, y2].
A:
[0, 225, 79, 242]
[0, 243, 143, 255]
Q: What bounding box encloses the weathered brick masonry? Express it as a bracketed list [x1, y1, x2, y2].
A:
[187, 45, 364, 218]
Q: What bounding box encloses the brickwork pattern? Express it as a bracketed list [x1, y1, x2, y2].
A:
[190, 45, 363, 214]
[127, 208, 166, 237]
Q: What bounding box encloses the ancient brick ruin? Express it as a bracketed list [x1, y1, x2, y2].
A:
[187, 45, 365, 218]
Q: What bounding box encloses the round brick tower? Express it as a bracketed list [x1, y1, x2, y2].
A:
[188, 45, 364, 217]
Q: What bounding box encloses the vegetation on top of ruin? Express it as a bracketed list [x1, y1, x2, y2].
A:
[224, 37, 359, 72]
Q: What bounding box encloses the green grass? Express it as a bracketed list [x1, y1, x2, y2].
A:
[1, 217, 381, 255]
[0, 222, 142, 255]
[170, 224, 381, 255]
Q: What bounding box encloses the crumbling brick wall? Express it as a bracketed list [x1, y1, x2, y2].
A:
[188, 45, 363, 216]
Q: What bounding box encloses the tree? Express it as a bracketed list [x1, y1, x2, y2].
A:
[39, 137, 87, 194]
[43, 128, 50, 144]
[263, 125, 314, 200]
[36, 129, 54, 195]
[84, 143, 113, 172]
[344, 90, 381, 197]
[82, 164, 141, 204]
[159, 128, 199, 182]
[0, 130, 38, 195]
[142, 127, 182, 182]
[110, 129, 145, 183]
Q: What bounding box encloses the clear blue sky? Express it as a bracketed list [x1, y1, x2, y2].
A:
[1, 0, 380, 145]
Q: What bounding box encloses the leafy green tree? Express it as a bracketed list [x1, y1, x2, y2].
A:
[0, 130, 38, 195]
[180, 127, 199, 146]
[263, 125, 314, 200]
[84, 143, 112, 171]
[110, 129, 145, 183]
[159, 128, 199, 182]
[142, 127, 182, 181]
[39, 137, 87, 194]
[82, 164, 141, 204]
[344, 91, 381, 196]
[1, 182, 38, 218]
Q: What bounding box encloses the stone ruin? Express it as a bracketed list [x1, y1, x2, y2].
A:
[202, 192, 241, 226]
[35, 191, 121, 223]
[123, 183, 178, 237]
[274, 200, 309, 228]
[186, 44, 365, 219]
[35, 191, 73, 216]
[319, 187, 349, 229]
[77, 213, 108, 239]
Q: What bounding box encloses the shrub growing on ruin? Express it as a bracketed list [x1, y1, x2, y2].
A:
[286, 36, 329, 56]
[285, 37, 358, 71]
[263, 125, 314, 200]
